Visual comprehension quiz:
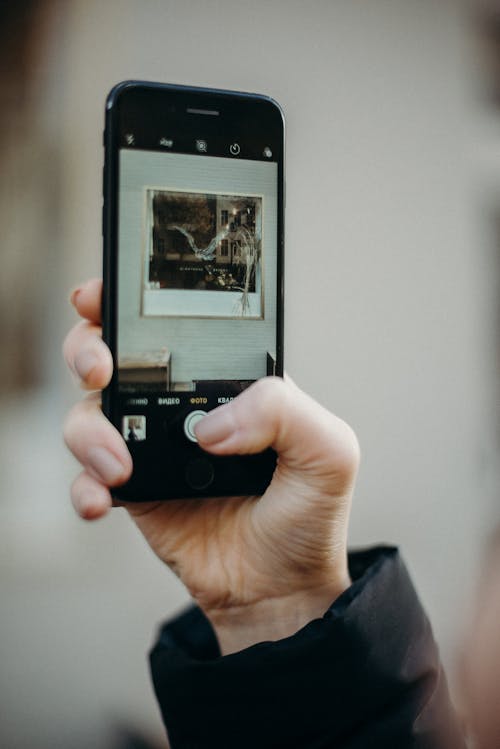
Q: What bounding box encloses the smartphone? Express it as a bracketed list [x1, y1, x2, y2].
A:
[102, 81, 284, 502]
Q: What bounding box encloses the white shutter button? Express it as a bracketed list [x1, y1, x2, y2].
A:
[183, 410, 208, 443]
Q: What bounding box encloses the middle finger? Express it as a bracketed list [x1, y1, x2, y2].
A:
[63, 393, 132, 486]
[63, 320, 113, 390]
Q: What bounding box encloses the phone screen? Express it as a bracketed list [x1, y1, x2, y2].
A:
[104, 84, 283, 495]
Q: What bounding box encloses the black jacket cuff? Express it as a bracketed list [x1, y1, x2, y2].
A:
[150, 547, 462, 749]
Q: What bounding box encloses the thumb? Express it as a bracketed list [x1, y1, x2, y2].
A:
[194, 377, 359, 494]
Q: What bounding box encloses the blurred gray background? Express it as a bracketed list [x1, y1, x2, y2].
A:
[0, 1, 499, 747]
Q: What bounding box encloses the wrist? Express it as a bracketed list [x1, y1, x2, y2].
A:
[206, 573, 351, 656]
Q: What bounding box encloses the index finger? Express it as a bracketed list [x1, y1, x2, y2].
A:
[70, 278, 102, 323]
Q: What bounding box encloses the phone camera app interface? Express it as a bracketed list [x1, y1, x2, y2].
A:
[116, 145, 278, 449]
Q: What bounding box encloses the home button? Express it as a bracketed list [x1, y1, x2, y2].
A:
[185, 457, 215, 491]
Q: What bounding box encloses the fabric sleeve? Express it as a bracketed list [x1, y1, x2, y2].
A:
[149, 547, 464, 749]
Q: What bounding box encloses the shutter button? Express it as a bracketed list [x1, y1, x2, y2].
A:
[183, 410, 207, 443]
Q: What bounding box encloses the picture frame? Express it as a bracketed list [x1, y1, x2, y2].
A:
[141, 187, 264, 319]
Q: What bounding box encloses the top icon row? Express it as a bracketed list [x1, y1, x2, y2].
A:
[196, 139, 240, 156]
[195, 140, 272, 158]
[123, 134, 272, 158]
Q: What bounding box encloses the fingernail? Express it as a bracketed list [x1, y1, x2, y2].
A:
[194, 406, 235, 445]
[87, 446, 125, 484]
[74, 349, 99, 380]
[69, 287, 81, 306]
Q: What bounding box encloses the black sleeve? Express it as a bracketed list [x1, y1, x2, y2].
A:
[149, 547, 464, 749]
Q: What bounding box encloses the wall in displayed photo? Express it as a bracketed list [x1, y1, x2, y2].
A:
[117, 149, 278, 387]
[143, 188, 263, 318]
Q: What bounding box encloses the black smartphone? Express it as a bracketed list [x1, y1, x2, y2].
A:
[102, 81, 284, 502]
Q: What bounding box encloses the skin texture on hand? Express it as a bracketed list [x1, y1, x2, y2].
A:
[63, 278, 360, 653]
[458, 543, 500, 749]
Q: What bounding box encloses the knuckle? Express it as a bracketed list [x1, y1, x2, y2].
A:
[330, 417, 361, 475]
[62, 410, 75, 448]
[62, 330, 74, 368]
[251, 376, 287, 412]
[62, 321, 89, 369]
[62, 402, 82, 449]
[250, 377, 290, 435]
[97, 338, 113, 368]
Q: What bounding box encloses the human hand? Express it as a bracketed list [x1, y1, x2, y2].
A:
[63, 279, 360, 654]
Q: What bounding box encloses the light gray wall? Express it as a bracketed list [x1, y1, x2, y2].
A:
[1, 1, 498, 747]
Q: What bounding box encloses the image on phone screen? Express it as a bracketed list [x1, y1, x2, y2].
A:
[117, 147, 278, 403]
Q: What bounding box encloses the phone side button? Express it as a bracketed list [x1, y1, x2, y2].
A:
[185, 457, 214, 491]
